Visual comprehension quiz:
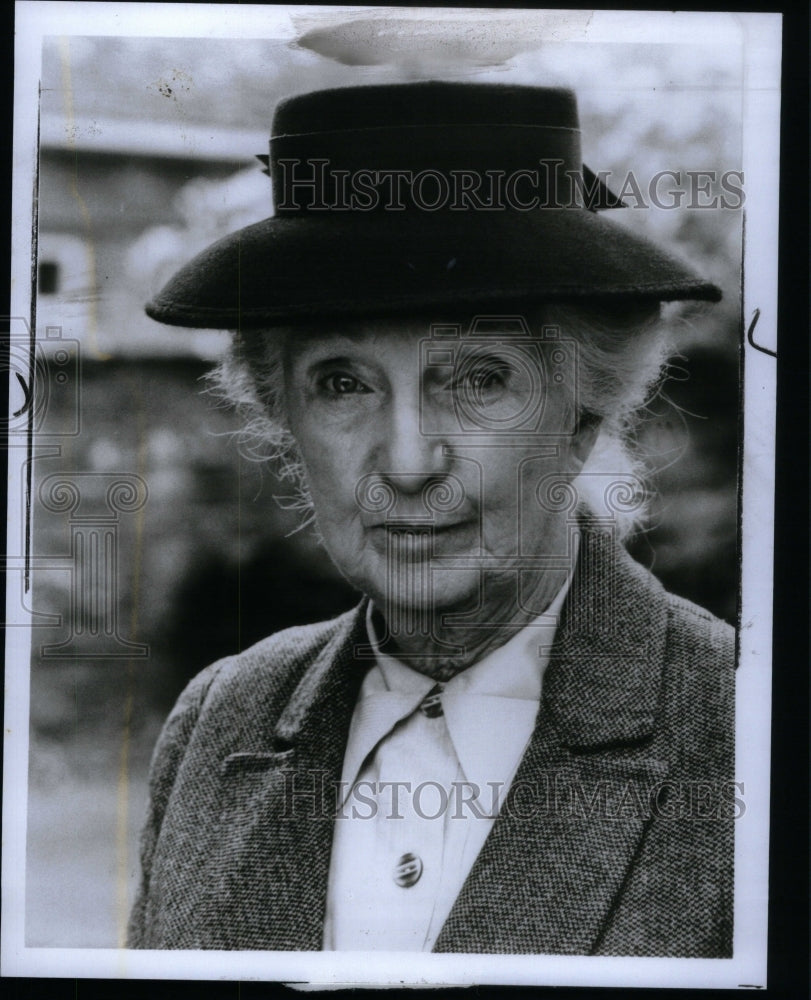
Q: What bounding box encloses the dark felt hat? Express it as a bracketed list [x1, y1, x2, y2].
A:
[146, 82, 721, 329]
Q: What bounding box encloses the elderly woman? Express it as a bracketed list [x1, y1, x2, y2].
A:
[129, 82, 734, 956]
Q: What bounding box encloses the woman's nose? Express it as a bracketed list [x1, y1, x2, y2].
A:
[380, 396, 450, 493]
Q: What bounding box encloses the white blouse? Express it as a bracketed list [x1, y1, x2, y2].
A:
[322, 574, 572, 951]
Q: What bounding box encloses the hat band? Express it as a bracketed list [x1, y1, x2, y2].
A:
[268, 124, 589, 215]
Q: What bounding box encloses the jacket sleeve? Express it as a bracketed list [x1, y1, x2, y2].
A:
[127, 660, 226, 948]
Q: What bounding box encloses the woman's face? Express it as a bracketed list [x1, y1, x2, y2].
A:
[282, 315, 596, 622]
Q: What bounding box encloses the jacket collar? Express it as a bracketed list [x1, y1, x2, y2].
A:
[212, 603, 370, 951]
[272, 598, 371, 751]
[271, 523, 669, 755]
[543, 522, 669, 750]
[433, 524, 672, 954]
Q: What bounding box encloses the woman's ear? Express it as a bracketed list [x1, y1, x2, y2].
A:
[570, 411, 602, 467]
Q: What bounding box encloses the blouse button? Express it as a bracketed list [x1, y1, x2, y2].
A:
[419, 684, 444, 718]
[393, 852, 423, 887]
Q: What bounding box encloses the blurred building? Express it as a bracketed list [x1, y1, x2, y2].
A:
[36, 112, 270, 358]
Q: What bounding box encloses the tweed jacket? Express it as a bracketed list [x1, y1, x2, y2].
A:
[128, 527, 735, 956]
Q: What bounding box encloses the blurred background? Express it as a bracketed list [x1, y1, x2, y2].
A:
[23, 11, 743, 947]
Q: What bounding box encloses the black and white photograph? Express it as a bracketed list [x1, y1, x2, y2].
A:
[2, 2, 781, 988]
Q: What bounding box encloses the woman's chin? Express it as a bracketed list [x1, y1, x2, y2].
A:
[367, 570, 482, 620]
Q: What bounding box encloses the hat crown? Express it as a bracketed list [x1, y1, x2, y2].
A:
[267, 82, 585, 215]
[272, 82, 580, 136]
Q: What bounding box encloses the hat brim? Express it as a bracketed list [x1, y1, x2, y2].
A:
[146, 210, 721, 329]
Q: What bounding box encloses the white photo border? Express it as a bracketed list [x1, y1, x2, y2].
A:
[3, 2, 781, 988]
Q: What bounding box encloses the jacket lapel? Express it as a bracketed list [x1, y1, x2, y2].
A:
[435, 528, 671, 954]
[207, 602, 369, 950]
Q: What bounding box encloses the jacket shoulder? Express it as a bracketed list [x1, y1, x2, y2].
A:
[158, 609, 358, 737]
[180, 605, 363, 746]
[213, 603, 359, 689]
[659, 590, 735, 779]
[128, 605, 362, 946]
[664, 590, 735, 669]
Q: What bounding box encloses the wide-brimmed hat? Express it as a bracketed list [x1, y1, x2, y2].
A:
[146, 82, 721, 329]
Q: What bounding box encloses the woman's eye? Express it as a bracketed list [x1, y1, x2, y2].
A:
[319, 372, 370, 396]
[453, 360, 514, 402]
[470, 366, 507, 390]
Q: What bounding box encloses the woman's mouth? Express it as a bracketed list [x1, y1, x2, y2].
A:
[367, 519, 478, 555]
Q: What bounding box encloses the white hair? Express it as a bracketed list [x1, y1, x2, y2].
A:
[541, 300, 668, 534]
[208, 301, 670, 538]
